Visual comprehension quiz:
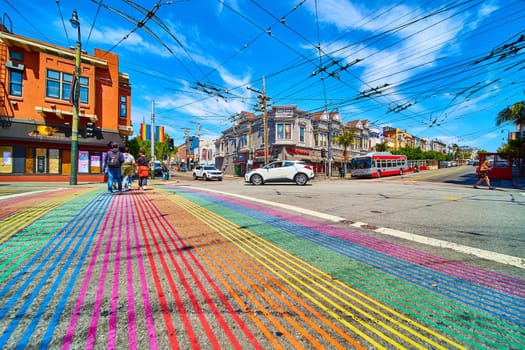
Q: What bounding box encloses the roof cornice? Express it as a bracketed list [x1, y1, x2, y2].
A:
[0, 31, 107, 68]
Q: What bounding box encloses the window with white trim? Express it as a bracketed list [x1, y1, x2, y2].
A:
[315, 132, 328, 147]
[299, 126, 305, 143]
[277, 123, 292, 140]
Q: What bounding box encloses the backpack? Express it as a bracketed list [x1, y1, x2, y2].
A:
[107, 151, 120, 168]
[123, 153, 134, 164]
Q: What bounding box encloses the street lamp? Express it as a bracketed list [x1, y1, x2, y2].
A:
[69, 10, 81, 185]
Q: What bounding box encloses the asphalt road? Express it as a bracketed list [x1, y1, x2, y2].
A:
[0, 168, 524, 349]
[182, 166, 524, 269]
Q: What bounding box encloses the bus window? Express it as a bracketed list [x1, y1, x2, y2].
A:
[351, 157, 371, 169]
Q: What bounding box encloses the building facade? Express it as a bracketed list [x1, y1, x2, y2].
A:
[215, 105, 450, 176]
[216, 106, 349, 176]
[0, 25, 132, 181]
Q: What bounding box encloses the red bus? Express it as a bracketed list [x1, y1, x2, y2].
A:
[350, 152, 408, 178]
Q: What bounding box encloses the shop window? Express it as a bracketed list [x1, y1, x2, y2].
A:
[0, 146, 13, 173]
[49, 149, 60, 174]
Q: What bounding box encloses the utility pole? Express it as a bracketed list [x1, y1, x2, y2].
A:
[327, 111, 332, 177]
[247, 77, 269, 165]
[150, 100, 155, 162]
[262, 77, 269, 165]
[69, 10, 81, 185]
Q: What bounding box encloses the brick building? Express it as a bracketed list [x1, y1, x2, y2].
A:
[0, 25, 132, 182]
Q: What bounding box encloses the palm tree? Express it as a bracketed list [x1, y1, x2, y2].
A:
[333, 126, 357, 162]
[375, 141, 389, 152]
[496, 101, 525, 128]
[496, 101, 525, 175]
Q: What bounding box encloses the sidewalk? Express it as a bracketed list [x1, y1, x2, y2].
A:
[512, 165, 525, 189]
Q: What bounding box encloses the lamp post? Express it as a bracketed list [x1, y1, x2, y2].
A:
[69, 10, 81, 185]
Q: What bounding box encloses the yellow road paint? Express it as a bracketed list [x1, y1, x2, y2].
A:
[442, 196, 461, 201]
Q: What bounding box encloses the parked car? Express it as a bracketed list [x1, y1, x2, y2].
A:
[244, 160, 314, 186]
[193, 165, 223, 181]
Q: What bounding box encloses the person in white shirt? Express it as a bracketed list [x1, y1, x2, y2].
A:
[121, 146, 136, 191]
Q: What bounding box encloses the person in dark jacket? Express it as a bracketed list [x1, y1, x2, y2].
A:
[104, 142, 125, 193]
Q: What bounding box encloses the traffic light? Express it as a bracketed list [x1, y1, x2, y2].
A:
[85, 122, 94, 138]
[168, 138, 174, 151]
[321, 148, 327, 158]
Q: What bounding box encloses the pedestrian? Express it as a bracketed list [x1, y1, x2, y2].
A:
[104, 142, 125, 194]
[162, 163, 169, 181]
[121, 146, 135, 191]
[474, 159, 495, 189]
[136, 149, 149, 190]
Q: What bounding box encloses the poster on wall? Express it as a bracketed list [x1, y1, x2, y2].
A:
[78, 151, 89, 173]
[91, 155, 101, 173]
[0, 147, 13, 173]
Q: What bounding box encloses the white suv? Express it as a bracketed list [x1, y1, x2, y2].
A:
[244, 160, 314, 186]
[193, 165, 223, 181]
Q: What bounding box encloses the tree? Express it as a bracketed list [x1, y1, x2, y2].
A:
[497, 101, 525, 175]
[332, 126, 357, 162]
[375, 141, 389, 152]
[127, 135, 172, 161]
[395, 146, 424, 160]
[496, 101, 525, 127]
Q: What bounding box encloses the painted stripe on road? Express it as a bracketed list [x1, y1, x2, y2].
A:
[190, 186, 525, 269]
[375, 227, 525, 269]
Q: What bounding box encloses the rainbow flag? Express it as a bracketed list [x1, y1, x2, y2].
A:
[157, 126, 165, 142]
[140, 124, 165, 142]
[140, 123, 150, 141]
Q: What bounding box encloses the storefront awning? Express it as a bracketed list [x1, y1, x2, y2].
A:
[0, 121, 122, 148]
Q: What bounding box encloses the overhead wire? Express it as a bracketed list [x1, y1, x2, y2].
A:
[20, 0, 522, 148]
[84, 0, 103, 50]
[54, 0, 70, 47]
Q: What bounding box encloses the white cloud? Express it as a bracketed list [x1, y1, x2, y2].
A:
[304, 0, 363, 30]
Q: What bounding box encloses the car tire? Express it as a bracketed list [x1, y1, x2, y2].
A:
[193, 173, 198, 180]
[250, 174, 263, 185]
[294, 173, 308, 185]
[205, 174, 210, 181]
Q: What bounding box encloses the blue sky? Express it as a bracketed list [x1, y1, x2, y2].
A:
[4, 0, 525, 152]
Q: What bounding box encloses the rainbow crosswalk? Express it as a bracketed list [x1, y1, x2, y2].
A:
[0, 185, 523, 349]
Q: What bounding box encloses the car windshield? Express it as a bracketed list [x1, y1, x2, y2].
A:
[204, 166, 218, 170]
